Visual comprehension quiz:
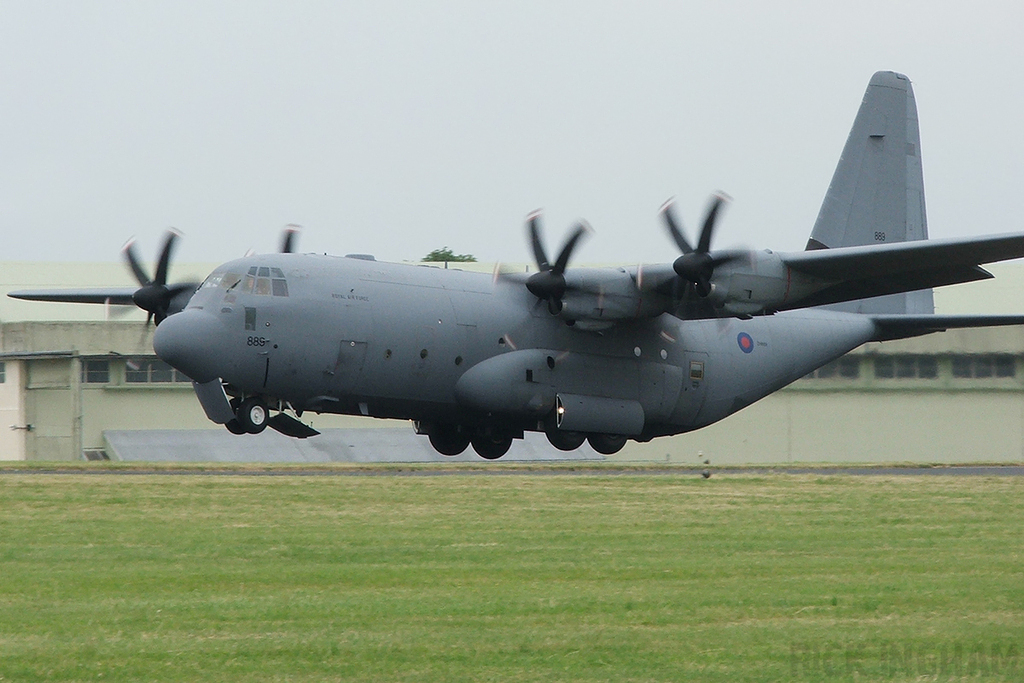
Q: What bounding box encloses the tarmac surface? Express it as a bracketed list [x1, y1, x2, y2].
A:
[3, 465, 1024, 477]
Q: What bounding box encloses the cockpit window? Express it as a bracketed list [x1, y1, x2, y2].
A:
[214, 267, 289, 297]
[220, 273, 242, 289]
[200, 273, 223, 289]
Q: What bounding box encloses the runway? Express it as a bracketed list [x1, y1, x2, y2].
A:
[3, 464, 1024, 477]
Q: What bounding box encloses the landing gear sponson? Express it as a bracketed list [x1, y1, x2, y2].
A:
[417, 420, 627, 459]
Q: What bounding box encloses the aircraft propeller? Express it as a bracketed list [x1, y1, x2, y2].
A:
[660, 193, 739, 297]
[122, 230, 198, 325]
[279, 224, 301, 253]
[524, 211, 590, 315]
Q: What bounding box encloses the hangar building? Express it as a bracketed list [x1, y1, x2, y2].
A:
[1, 260, 1023, 464]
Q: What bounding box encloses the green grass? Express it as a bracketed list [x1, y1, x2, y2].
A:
[0, 469, 1022, 681]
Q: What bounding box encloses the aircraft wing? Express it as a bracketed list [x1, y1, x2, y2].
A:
[8, 288, 138, 306]
[870, 314, 1024, 342]
[779, 232, 1024, 309]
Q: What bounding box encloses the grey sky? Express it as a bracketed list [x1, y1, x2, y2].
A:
[2, 1, 1022, 268]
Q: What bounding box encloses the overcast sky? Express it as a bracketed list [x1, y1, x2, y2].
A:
[2, 1, 1022, 270]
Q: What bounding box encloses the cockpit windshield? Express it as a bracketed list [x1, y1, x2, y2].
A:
[199, 267, 289, 297]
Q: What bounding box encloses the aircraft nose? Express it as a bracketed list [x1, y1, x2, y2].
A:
[153, 310, 225, 384]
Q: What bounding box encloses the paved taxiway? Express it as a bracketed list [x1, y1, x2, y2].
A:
[2, 465, 1024, 477]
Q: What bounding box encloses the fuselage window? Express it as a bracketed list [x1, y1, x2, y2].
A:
[257, 267, 271, 277]
[255, 277, 272, 296]
[245, 307, 257, 331]
[243, 275, 256, 293]
[272, 279, 289, 297]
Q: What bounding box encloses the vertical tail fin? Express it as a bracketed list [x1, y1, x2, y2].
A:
[807, 71, 933, 314]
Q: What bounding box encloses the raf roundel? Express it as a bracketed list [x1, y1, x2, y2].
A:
[737, 332, 754, 354]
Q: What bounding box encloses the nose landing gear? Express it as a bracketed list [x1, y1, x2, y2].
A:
[227, 396, 269, 434]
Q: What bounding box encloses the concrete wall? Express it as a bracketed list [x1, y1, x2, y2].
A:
[614, 389, 1024, 465]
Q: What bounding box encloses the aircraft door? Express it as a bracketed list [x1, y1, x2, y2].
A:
[639, 362, 684, 424]
[327, 304, 372, 395]
[330, 339, 368, 392]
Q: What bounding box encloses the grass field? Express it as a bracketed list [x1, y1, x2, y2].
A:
[0, 466, 1022, 682]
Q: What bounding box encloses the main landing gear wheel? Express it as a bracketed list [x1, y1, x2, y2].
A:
[236, 397, 269, 434]
[472, 434, 513, 460]
[587, 433, 627, 455]
[225, 419, 247, 435]
[545, 427, 586, 452]
[428, 425, 470, 456]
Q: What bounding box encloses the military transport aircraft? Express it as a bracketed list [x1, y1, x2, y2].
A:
[12, 71, 1024, 458]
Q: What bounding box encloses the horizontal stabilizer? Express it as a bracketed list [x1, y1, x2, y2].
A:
[870, 314, 1024, 342]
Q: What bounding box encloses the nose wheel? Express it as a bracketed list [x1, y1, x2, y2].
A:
[234, 396, 269, 434]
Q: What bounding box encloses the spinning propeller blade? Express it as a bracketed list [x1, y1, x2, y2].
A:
[660, 193, 736, 297]
[122, 229, 196, 325]
[280, 224, 301, 253]
[524, 211, 590, 315]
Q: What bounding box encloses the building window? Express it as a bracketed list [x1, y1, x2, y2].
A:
[807, 357, 860, 379]
[874, 355, 937, 380]
[125, 358, 191, 383]
[82, 360, 110, 384]
[952, 354, 1016, 379]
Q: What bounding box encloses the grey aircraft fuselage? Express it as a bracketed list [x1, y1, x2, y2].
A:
[155, 253, 875, 443]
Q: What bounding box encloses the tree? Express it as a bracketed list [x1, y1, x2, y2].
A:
[422, 247, 476, 263]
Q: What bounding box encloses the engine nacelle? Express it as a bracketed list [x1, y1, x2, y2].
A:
[710, 250, 791, 315]
[558, 268, 669, 326]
